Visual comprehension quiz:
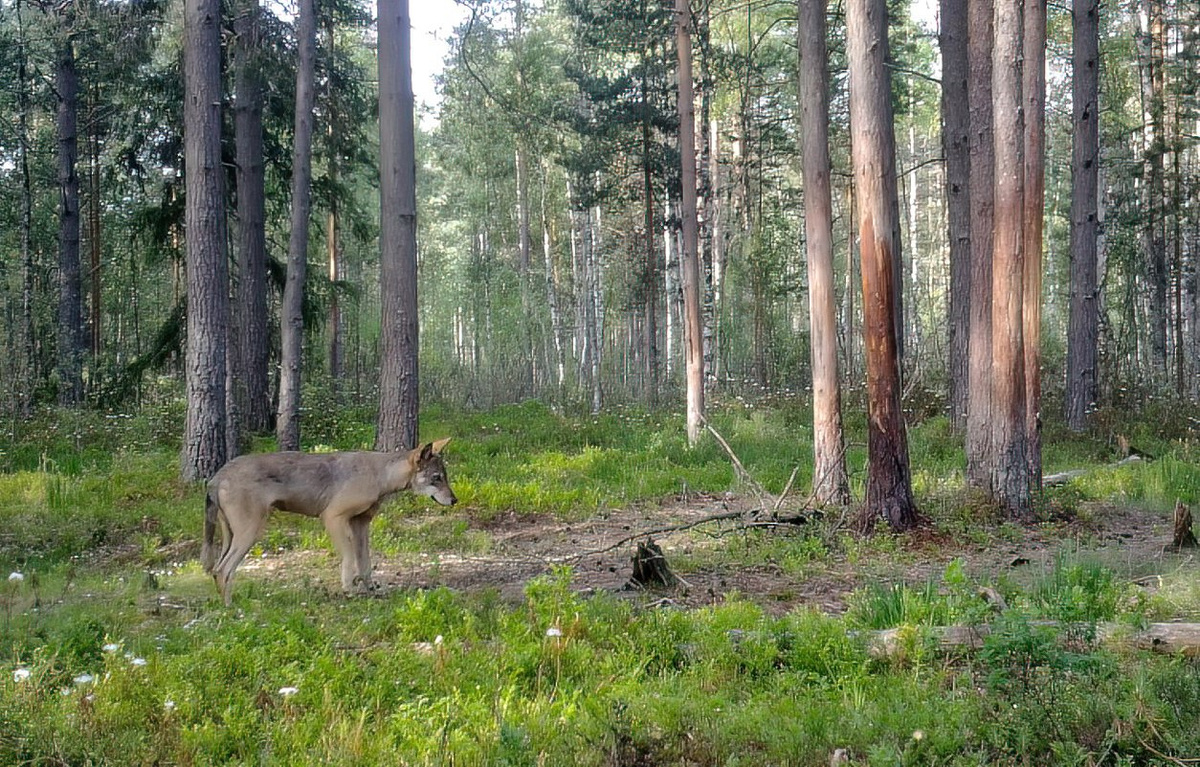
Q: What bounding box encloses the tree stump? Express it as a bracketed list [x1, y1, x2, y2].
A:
[629, 539, 678, 589]
[1173, 500, 1197, 549]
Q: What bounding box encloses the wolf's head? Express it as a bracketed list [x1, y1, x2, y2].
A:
[409, 437, 457, 506]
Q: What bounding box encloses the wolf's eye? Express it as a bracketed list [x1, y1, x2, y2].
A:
[431, 473, 443, 482]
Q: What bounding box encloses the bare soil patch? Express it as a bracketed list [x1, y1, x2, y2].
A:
[239, 496, 1196, 614]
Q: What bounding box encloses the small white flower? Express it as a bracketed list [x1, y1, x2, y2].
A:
[102, 643, 120, 653]
[130, 657, 147, 667]
[73, 673, 94, 686]
[278, 686, 299, 697]
[60, 687, 72, 696]
[912, 730, 925, 742]
[7, 572, 23, 583]
[545, 627, 563, 638]
[13, 668, 31, 682]
[434, 635, 444, 645]
[164, 699, 176, 711]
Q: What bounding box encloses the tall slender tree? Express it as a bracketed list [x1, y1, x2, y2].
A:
[277, 0, 318, 452]
[676, 0, 704, 446]
[941, 0, 971, 432]
[797, 0, 849, 505]
[232, 0, 272, 436]
[181, 0, 230, 480]
[846, 0, 918, 531]
[990, 0, 1029, 516]
[1066, 0, 1100, 431]
[375, 0, 419, 452]
[1022, 0, 1045, 488]
[965, 0, 995, 490]
[56, 6, 84, 406]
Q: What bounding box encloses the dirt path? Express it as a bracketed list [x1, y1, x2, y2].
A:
[240, 496, 1196, 615]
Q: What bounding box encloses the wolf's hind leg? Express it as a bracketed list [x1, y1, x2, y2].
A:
[213, 509, 267, 605]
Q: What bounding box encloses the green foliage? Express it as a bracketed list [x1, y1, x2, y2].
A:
[1, 405, 1199, 764]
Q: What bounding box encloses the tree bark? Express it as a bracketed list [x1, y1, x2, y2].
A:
[56, 17, 84, 407]
[17, 0, 35, 418]
[376, 0, 420, 452]
[276, 0, 318, 452]
[941, 0, 971, 432]
[326, 15, 344, 394]
[797, 0, 850, 506]
[540, 164, 567, 393]
[181, 0, 230, 480]
[1066, 0, 1100, 432]
[1138, 0, 1167, 381]
[1022, 0, 1045, 490]
[990, 0, 1029, 517]
[965, 0, 995, 490]
[846, 0, 918, 531]
[677, 0, 705, 447]
[87, 85, 102, 360]
[233, 0, 271, 435]
[641, 58, 659, 407]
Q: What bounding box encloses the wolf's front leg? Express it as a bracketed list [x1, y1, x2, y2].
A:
[348, 509, 377, 591]
[322, 513, 360, 592]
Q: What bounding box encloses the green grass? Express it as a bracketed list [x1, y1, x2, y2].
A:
[1, 398, 1199, 764]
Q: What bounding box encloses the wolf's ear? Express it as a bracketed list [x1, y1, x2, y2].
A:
[418, 442, 434, 462]
[431, 437, 451, 455]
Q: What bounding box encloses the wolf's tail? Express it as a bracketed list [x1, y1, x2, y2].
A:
[201, 489, 219, 573]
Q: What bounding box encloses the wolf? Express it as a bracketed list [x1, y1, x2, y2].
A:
[201, 438, 456, 605]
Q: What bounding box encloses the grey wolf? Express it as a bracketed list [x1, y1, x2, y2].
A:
[201, 438, 456, 604]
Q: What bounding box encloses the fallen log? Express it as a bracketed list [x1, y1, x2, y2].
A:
[1043, 455, 1145, 487]
[867, 621, 1200, 659]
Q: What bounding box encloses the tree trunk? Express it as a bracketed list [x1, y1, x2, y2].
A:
[1022, 0, 1045, 489]
[1066, 0, 1100, 432]
[941, 0, 971, 432]
[846, 0, 918, 531]
[965, 0, 995, 491]
[233, 0, 271, 435]
[276, 0, 317, 452]
[1138, 0, 1167, 381]
[181, 0, 230, 480]
[516, 142, 536, 393]
[327, 15, 344, 395]
[641, 61, 659, 407]
[797, 0, 850, 506]
[376, 0, 420, 452]
[88, 85, 102, 360]
[990, 0, 1030, 517]
[540, 163, 567, 393]
[677, 0, 705, 447]
[17, 0, 35, 418]
[56, 21, 84, 407]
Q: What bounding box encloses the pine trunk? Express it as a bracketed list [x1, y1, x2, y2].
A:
[941, 0, 971, 432]
[798, 0, 850, 506]
[277, 0, 317, 451]
[376, 0, 420, 451]
[846, 0, 918, 531]
[233, 0, 271, 434]
[181, 0, 230, 480]
[56, 26, 84, 407]
[965, 0, 995, 491]
[677, 0, 705, 446]
[1022, 0, 1045, 489]
[990, 0, 1029, 517]
[1065, 0, 1100, 431]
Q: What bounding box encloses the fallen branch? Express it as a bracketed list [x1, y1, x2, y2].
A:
[1043, 455, 1145, 487]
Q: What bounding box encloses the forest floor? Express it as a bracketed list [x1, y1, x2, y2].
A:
[236, 493, 1195, 617]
